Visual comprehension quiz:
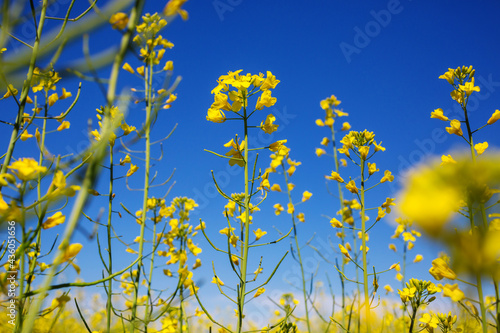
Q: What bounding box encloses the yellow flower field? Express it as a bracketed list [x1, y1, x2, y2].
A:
[1, 1, 500, 332]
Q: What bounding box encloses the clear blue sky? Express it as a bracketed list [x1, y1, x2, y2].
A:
[4, 0, 500, 326]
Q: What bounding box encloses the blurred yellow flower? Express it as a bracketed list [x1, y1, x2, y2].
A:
[341, 122, 351, 131]
[110, 12, 129, 30]
[442, 284, 464, 302]
[302, 191, 312, 202]
[164, 0, 189, 20]
[61, 243, 83, 262]
[429, 258, 456, 280]
[339, 244, 350, 258]
[270, 184, 282, 192]
[297, 212, 305, 222]
[315, 119, 325, 127]
[440, 154, 456, 166]
[413, 254, 423, 263]
[273, 203, 284, 215]
[315, 148, 326, 157]
[42, 212, 66, 229]
[474, 142, 488, 155]
[8, 158, 47, 181]
[122, 62, 134, 74]
[330, 218, 342, 228]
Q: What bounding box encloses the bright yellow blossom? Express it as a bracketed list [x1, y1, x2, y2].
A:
[445, 119, 463, 136]
[326, 171, 344, 183]
[380, 170, 394, 183]
[206, 107, 226, 123]
[126, 164, 139, 177]
[459, 77, 480, 96]
[20, 130, 33, 141]
[345, 180, 358, 194]
[57, 121, 70, 131]
[253, 228, 267, 241]
[487, 109, 500, 125]
[260, 114, 278, 133]
[430, 108, 449, 121]
[255, 90, 277, 110]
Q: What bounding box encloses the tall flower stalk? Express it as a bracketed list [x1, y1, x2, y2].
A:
[330, 130, 395, 332]
[202, 70, 289, 332]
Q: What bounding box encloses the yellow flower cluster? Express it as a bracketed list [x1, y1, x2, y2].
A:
[207, 70, 279, 124]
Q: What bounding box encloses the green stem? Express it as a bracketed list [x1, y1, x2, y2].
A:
[402, 242, 407, 333]
[330, 125, 347, 328]
[106, 149, 114, 332]
[283, 163, 311, 333]
[145, 218, 157, 330]
[463, 99, 489, 333]
[237, 95, 250, 333]
[360, 158, 370, 333]
[131, 54, 153, 330]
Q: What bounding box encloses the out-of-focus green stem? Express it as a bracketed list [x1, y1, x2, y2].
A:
[1, 0, 47, 177]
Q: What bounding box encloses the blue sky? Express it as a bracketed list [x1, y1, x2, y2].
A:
[3, 0, 500, 327]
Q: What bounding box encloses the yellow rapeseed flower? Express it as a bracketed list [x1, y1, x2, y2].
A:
[487, 109, 500, 125]
[445, 119, 463, 136]
[430, 108, 449, 121]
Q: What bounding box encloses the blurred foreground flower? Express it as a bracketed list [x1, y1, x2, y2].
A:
[398, 154, 500, 236]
